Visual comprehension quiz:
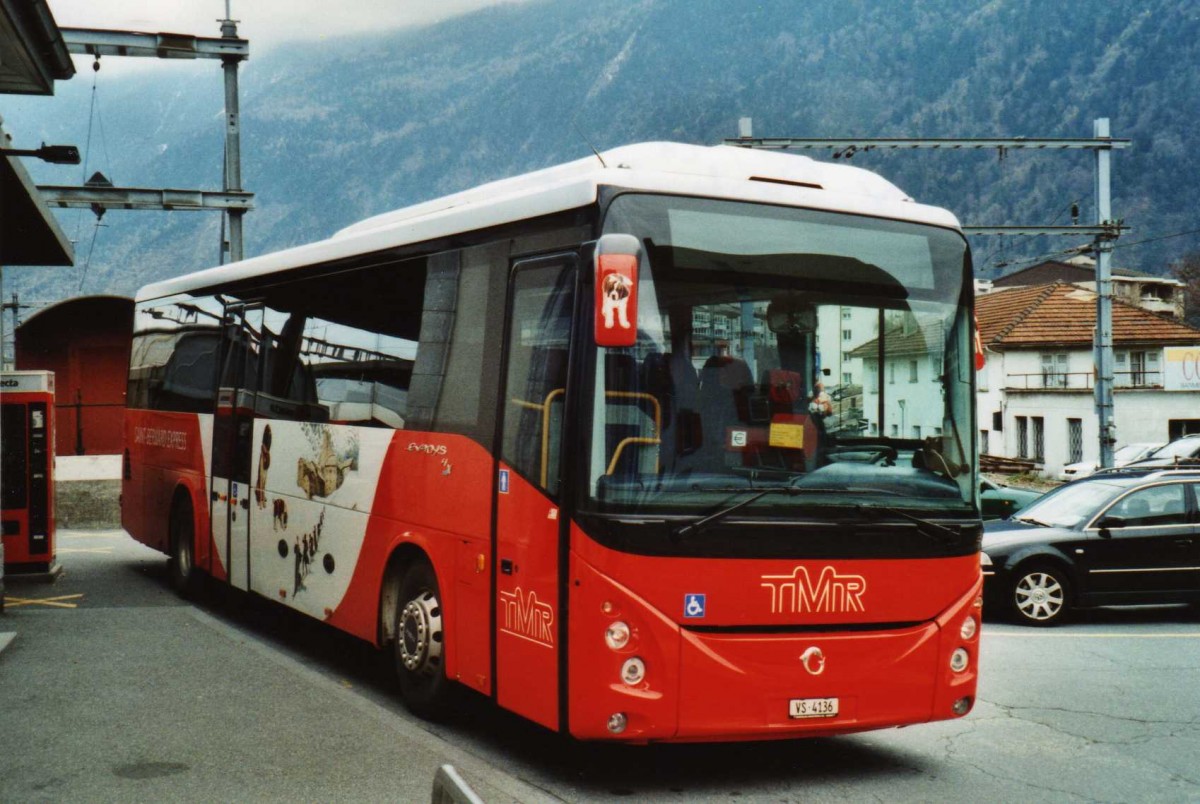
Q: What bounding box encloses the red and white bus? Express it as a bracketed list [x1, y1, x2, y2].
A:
[123, 142, 982, 742]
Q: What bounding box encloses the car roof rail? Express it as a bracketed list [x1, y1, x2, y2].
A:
[1146, 467, 1200, 480]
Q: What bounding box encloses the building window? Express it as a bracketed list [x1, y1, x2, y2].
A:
[908, 360, 918, 382]
[842, 308, 852, 320]
[842, 371, 853, 385]
[890, 423, 899, 437]
[1016, 416, 1029, 459]
[1129, 350, 1160, 387]
[842, 328, 853, 342]
[1168, 419, 1200, 440]
[888, 363, 895, 384]
[911, 425, 921, 439]
[1068, 418, 1083, 464]
[1032, 416, 1045, 463]
[867, 363, 878, 393]
[980, 429, 990, 455]
[1040, 352, 1068, 388]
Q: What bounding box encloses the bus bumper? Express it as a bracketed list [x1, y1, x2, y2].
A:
[569, 559, 981, 742]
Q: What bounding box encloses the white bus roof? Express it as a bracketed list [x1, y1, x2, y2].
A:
[138, 141, 962, 301]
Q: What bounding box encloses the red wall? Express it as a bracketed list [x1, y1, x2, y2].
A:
[15, 296, 133, 456]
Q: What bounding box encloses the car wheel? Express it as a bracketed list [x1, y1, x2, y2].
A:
[393, 560, 451, 718]
[1010, 563, 1070, 626]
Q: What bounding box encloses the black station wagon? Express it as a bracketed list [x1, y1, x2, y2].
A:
[982, 468, 1200, 625]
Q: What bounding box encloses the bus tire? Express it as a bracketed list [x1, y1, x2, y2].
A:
[393, 560, 451, 718]
[168, 496, 199, 598]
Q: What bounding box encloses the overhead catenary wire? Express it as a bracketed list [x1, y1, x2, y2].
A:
[73, 55, 117, 295]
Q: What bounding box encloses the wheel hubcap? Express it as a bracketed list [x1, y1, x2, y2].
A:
[398, 591, 442, 673]
[1016, 572, 1064, 621]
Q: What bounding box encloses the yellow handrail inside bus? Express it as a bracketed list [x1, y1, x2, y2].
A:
[603, 391, 661, 476]
[606, 437, 661, 476]
[510, 389, 567, 488]
[540, 388, 566, 487]
[509, 389, 663, 484]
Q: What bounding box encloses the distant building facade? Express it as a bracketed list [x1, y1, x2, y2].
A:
[976, 282, 1200, 477]
[15, 296, 134, 456]
[993, 257, 1185, 320]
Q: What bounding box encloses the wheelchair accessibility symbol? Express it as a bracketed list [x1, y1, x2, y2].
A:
[684, 593, 706, 618]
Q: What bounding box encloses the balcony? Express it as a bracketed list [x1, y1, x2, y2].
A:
[1005, 371, 1164, 391]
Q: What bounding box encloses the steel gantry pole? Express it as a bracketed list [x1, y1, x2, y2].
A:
[1093, 118, 1117, 468]
[726, 122, 1132, 472]
[220, 3, 246, 263]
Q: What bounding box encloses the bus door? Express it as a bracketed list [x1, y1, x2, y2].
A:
[210, 302, 264, 590]
[495, 255, 578, 730]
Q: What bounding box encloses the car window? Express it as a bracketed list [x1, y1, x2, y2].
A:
[1154, 438, 1200, 459]
[1103, 484, 1189, 527]
[1015, 481, 1116, 528]
[1190, 484, 1200, 521]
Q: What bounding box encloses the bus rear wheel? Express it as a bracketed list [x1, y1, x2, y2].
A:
[393, 560, 451, 718]
[168, 497, 199, 598]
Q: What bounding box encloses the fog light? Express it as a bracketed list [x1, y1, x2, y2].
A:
[607, 712, 627, 734]
[960, 616, 978, 640]
[621, 657, 646, 685]
[952, 696, 973, 716]
[950, 648, 970, 672]
[605, 621, 631, 650]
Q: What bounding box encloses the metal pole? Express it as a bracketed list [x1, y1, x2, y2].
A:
[1094, 118, 1116, 468]
[75, 388, 84, 455]
[221, 4, 245, 263]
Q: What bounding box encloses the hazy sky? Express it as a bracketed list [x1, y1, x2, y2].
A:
[48, 0, 527, 74]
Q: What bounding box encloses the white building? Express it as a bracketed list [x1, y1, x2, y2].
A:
[848, 313, 948, 440]
[976, 282, 1200, 477]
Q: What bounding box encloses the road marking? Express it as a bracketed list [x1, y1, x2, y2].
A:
[5, 594, 84, 609]
[57, 547, 114, 554]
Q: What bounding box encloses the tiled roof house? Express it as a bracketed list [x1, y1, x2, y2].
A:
[975, 282, 1200, 476]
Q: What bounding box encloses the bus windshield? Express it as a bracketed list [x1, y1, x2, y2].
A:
[585, 193, 975, 518]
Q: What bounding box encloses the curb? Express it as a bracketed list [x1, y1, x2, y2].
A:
[0, 632, 15, 655]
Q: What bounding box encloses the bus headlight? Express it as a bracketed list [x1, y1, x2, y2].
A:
[950, 648, 970, 673]
[605, 621, 631, 650]
[960, 616, 978, 640]
[621, 657, 646, 685]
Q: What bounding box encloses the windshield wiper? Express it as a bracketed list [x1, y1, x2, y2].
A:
[855, 504, 961, 547]
[1013, 515, 1052, 528]
[670, 486, 845, 540]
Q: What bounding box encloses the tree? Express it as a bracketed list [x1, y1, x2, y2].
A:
[1171, 253, 1200, 329]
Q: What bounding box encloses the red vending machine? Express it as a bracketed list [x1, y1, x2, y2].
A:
[2, 371, 60, 578]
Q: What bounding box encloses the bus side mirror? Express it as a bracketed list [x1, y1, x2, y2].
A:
[594, 234, 641, 348]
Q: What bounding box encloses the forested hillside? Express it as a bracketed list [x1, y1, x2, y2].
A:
[6, 0, 1199, 304]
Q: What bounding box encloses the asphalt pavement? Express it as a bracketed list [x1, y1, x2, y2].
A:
[4, 529, 1200, 802]
[0, 529, 555, 803]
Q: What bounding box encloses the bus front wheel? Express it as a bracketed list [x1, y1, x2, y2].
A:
[393, 560, 450, 718]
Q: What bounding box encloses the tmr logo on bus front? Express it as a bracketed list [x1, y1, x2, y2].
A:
[498, 587, 555, 647]
[760, 566, 867, 614]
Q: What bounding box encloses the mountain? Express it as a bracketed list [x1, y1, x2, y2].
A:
[6, 0, 1200, 308]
